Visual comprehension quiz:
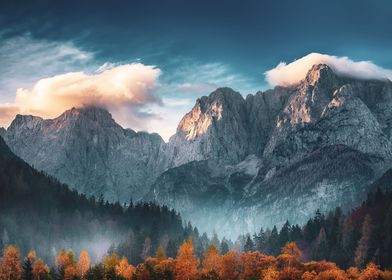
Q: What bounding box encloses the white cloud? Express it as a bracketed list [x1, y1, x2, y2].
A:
[0, 104, 19, 128]
[1, 63, 162, 131]
[265, 52, 392, 87]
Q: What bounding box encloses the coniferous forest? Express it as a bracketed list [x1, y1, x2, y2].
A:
[2, 134, 392, 279]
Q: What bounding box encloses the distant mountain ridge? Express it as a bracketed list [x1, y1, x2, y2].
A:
[2, 63, 392, 237]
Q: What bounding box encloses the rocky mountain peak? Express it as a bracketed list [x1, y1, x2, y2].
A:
[55, 106, 116, 126]
[176, 87, 245, 141]
[9, 114, 44, 130]
[304, 64, 338, 86]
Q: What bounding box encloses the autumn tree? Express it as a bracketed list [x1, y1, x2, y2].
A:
[115, 257, 135, 280]
[174, 240, 199, 280]
[103, 253, 119, 280]
[240, 251, 276, 280]
[32, 259, 49, 280]
[78, 251, 90, 279]
[359, 262, 382, 280]
[156, 245, 166, 260]
[202, 245, 221, 274]
[279, 242, 302, 268]
[219, 251, 239, 280]
[0, 245, 22, 280]
[56, 250, 78, 280]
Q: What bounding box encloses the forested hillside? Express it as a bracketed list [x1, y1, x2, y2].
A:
[242, 188, 392, 270]
[0, 136, 188, 264]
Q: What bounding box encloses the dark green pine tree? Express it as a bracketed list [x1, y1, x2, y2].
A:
[254, 227, 266, 252]
[86, 264, 105, 280]
[22, 257, 33, 280]
[166, 240, 177, 258]
[355, 214, 373, 268]
[313, 227, 329, 261]
[267, 226, 280, 255]
[244, 235, 254, 252]
[383, 204, 392, 267]
[220, 239, 230, 255]
[279, 221, 291, 247]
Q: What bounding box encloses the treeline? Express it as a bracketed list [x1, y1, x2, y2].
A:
[240, 189, 392, 269]
[2, 241, 392, 280]
[0, 137, 188, 264]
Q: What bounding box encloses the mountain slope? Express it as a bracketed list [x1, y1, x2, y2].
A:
[3, 107, 166, 201]
[150, 64, 392, 237]
[0, 135, 185, 263]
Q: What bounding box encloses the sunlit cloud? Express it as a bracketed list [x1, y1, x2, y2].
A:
[265, 52, 392, 87]
[1, 63, 162, 132]
[0, 104, 20, 128]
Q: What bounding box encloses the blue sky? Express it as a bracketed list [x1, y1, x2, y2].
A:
[0, 0, 391, 139]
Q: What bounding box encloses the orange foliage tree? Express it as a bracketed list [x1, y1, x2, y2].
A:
[32, 259, 50, 280]
[115, 256, 135, 280]
[0, 245, 22, 280]
[174, 240, 199, 280]
[78, 250, 90, 279]
[219, 251, 240, 280]
[56, 250, 78, 280]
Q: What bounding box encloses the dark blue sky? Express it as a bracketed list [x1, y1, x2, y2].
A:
[0, 0, 391, 138]
[1, 0, 392, 87]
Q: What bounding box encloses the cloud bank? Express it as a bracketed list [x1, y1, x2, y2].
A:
[265, 53, 392, 87]
[1, 63, 162, 130]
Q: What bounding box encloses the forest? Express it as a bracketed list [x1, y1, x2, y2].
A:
[1, 240, 392, 280]
[0, 137, 187, 263]
[2, 136, 392, 279]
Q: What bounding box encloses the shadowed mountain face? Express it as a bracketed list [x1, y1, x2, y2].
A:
[0, 136, 186, 263]
[3, 64, 392, 237]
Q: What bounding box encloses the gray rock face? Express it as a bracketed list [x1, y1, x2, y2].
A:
[3, 107, 166, 201]
[166, 88, 250, 167]
[150, 64, 392, 237]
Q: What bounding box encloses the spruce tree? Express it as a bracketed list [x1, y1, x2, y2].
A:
[244, 235, 254, 252]
[355, 214, 373, 268]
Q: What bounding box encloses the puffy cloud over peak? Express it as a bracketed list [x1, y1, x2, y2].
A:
[265, 53, 392, 87]
[0, 62, 165, 136]
[15, 63, 161, 118]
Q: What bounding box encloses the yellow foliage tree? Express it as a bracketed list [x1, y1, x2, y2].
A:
[156, 245, 166, 261]
[103, 253, 119, 277]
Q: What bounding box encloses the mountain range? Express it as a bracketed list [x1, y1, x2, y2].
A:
[2, 64, 392, 238]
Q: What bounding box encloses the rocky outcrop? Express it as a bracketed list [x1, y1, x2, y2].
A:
[166, 87, 250, 167]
